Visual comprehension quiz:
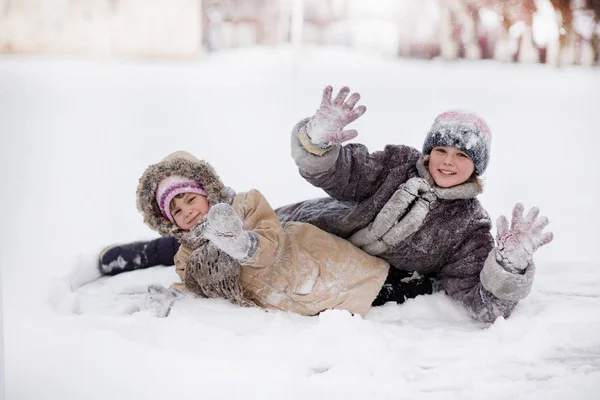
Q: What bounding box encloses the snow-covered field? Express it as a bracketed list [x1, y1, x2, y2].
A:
[1, 47, 599, 399]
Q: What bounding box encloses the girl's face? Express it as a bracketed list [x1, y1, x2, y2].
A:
[428, 146, 475, 188]
[170, 192, 210, 230]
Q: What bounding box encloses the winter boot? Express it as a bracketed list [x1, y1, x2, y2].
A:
[98, 237, 180, 275]
[371, 267, 435, 306]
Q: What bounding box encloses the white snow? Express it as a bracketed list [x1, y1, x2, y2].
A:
[1, 46, 599, 399]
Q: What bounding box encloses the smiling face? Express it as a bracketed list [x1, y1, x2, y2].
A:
[427, 146, 476, 188]
[170, 192, 210, 230]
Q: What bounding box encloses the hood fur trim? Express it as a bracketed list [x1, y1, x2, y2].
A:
[136, 151, 236, 238]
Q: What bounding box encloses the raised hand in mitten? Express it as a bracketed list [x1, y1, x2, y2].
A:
[306, 85, 366, 147]
[141, 284, 184, 318]
[200, 203, 258, 262]
[495, 203, 553, 273]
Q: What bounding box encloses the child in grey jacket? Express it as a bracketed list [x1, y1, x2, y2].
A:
[276, 85, 553, 323]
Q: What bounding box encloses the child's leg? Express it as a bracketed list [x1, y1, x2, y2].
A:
[371, 267, 434, 306]
[99, 237, 180, 275]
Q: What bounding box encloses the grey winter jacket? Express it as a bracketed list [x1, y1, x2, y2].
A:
[275, 119, 536, 323]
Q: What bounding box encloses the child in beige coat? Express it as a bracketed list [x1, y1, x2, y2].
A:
[136, 151, 396, 317]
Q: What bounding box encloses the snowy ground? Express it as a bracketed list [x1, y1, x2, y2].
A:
[1, 46, 600, 399]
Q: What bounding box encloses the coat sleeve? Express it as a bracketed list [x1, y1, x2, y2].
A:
[291, 118, 420, 202]
[439, 220, 533, 323]
[236, 189, 286, 268]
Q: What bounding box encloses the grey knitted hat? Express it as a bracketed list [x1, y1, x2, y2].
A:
[422, 110, 492, 175]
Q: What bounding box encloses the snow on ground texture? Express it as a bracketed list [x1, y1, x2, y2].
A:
[1, 46, 599, 399]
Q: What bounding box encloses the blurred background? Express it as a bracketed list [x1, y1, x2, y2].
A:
[0, 0, 598, 66]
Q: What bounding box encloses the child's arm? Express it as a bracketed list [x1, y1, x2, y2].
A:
[201, 189, 284, 268]
[438, 223, 521, 323]
[439, 205, 552, 323]
[235, 189, 285, 268]
[292, 120, 420, 203]
[290, 86, 420, 203]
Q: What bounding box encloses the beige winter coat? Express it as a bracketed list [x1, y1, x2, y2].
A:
[174, 189, 389, 316]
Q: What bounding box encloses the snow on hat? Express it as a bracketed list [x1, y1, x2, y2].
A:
[422, 110, 492, 175]
[155, 175, 207, 222]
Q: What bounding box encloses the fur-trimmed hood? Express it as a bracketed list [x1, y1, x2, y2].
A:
[136, 151, 236, 238]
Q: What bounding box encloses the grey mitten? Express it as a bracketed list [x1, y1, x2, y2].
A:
[495, 203, 554, 273]
[349, 177, 433, 255]
[179, 223, 207, 250]
[350, 177, 431, 247]
[184, 245, 256, 307]
[200, 203, 258, 263]
[142, 284, 184, 318]
[306, 85, 366, 146]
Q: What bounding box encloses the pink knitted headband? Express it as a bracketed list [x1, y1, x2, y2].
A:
[155, 175, 207, 222]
